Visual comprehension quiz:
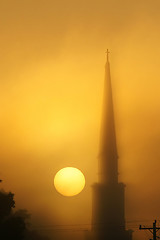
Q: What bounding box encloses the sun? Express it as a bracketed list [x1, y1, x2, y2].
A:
[54, 167, 85, 197]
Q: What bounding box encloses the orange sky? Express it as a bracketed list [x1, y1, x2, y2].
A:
[1, 1, 160, 239]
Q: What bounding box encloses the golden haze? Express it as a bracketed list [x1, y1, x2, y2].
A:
[0, 1, 160, 240]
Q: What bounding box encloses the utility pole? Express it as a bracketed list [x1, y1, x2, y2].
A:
[139, 220, 160, 240]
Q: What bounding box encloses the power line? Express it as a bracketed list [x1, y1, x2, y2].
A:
[29, 219, 160, 232]
[30, 219, 160, 232]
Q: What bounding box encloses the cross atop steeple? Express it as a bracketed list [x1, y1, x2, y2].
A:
[105, 49, 110, 62]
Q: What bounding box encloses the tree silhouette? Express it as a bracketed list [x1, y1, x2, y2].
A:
[1, 215, 26, 239]
[0, 191, 15, 221]
[0, 190, 26, 239]
[0, 189, 50, 240]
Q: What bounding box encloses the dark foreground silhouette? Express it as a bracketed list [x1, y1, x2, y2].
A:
[0, 189, 49, 240]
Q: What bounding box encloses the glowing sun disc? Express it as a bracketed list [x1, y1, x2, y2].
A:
[54, 167, 85, 197]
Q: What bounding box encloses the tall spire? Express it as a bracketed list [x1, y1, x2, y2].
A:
[90, 54, 132, 240]
[99, 50, 118, 184]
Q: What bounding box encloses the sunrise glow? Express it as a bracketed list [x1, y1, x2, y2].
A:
[54, 167, 85, 197]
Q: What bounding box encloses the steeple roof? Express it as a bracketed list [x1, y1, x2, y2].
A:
[99, 50, 118, 184]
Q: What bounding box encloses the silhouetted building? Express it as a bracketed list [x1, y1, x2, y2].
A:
[91, 52, 132, 240]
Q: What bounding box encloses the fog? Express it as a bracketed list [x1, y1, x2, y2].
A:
[0, 1, 160, 239]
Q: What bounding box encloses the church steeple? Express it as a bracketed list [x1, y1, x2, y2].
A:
[90, 53, 132, 240]
[99, 50, 118, 184]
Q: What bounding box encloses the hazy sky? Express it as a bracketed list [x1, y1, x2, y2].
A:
[1, 1, 160, 239]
